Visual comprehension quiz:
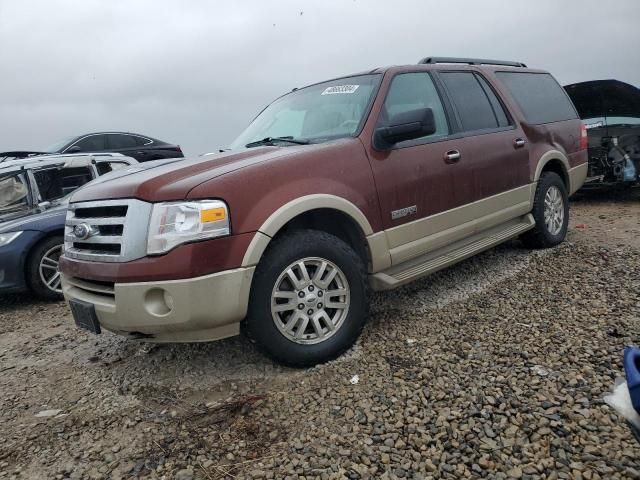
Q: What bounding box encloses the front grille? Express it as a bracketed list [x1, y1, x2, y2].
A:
[74, 205, 128, 218]
[64, 199, 152, 263]
[98, 224, 124, 236]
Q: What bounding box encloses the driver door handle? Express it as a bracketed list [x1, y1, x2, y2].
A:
[514, 138, 526, 149]
[444, 150, 461, 164]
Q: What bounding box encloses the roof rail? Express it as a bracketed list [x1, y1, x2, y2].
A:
[418, 57, 527, 68]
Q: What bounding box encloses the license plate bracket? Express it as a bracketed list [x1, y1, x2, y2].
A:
[69, 299, 101, 334]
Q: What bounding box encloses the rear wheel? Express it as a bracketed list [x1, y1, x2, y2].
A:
[244, 229, 368, 367]
[26, 236, 64, 300]
[521, 172, 569, 248]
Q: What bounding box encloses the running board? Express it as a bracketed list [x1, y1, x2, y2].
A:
[370, 214, 535, 291]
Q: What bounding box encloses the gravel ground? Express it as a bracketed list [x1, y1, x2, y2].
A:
[1, 189, 639, 480]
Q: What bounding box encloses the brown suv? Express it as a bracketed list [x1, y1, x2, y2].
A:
[60, 57, 588, 366]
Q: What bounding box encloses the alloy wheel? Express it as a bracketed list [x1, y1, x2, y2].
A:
[39, 244, 63, 294]
[543, 185, 564, 235]
[271, 257, 350, 345]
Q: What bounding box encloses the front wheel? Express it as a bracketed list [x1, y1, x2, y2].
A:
[26, 236, 64, 300]
[521, 172, 569, 249]
[244, 229, 368, 367]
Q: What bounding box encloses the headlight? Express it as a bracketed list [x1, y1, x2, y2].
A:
[0, 231, 22, 247]
[147, 200, 230, 255]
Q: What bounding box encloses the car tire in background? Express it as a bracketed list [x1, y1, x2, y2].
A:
[244, 229, 368, 367]
[521, 172, 569, 249]
[26, 235, 64, 301]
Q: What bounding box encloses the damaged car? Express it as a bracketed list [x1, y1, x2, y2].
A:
[0, 153, 137, 299]
[565, 79, 640, 189]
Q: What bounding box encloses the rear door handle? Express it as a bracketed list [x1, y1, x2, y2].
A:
[444, 150, 461, 164]
[514, 138, 526, 149]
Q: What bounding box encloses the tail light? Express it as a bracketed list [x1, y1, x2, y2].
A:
[579, 123, 588, 150]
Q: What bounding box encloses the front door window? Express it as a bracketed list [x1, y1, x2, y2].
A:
[378, 72, 449, 147]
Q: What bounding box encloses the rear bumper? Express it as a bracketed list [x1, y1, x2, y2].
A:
[61, 267, 255, 342]
[568, 162, 588, 195]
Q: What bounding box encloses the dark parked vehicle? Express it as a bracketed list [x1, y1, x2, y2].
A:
[564, 80, 640, 189]
[60, 57, 587, 366]
[0, 153, 138, 299]
[1, 132, 184, 163]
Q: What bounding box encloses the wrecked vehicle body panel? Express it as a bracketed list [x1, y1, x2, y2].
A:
[0, 153, 138, 297]
[564, 80, 640, 189]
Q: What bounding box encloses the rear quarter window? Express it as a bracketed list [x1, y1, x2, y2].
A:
[496, 72, 578, 124]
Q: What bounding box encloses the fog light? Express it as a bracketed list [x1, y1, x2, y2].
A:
[144, 288, 173, 316]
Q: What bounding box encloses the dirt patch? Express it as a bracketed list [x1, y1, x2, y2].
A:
[1, 190, 639, 479]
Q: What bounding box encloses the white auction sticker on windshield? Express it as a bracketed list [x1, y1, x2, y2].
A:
[321, 85, 359, 95]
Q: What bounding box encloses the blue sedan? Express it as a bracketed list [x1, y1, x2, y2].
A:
[0, 206, 67, 297]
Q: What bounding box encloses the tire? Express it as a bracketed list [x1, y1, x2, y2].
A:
[244, 229, 368, 367]
[521, 172, 569, 249]
[26, 236, 64, 301]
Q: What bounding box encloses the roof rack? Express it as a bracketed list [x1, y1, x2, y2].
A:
[418, 57, 527, 68]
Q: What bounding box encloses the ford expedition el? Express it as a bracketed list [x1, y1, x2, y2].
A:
[59, 57, 588, 366]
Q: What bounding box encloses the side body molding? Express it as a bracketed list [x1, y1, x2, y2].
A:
[241, 194, 392, 272]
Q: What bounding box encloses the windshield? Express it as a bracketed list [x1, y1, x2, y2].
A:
[43, 136, 76, 153]
[229, 74, 381, 149]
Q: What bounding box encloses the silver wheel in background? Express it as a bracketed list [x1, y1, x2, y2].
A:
[39, 244, 63, 294]
[271, 257, 350, 345]
[543, 185, 564, 235]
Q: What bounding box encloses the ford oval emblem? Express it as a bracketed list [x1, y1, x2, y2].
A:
[73, 223, 93, 240]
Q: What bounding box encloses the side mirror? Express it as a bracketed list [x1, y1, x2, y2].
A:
[67, 145, 82, 153]
[374, 107, 437, 149]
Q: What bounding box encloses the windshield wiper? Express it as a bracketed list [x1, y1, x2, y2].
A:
[245, 136, 310, 148]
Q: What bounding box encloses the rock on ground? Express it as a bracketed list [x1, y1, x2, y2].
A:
[0, 189, 639, 479]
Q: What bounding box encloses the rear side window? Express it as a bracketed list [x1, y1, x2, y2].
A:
[476, 75, 510, 127]
[108, 134, 137, 149]
[496, 72, 578, 124]
[135, 136, 152, 146]
[440, 72, 509, 132]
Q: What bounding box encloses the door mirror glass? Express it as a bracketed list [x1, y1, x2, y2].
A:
[375, 107, 436, 148]
[66, 145, 82, 153]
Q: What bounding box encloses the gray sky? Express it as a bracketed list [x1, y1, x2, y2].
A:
[1, 0, 639, 156]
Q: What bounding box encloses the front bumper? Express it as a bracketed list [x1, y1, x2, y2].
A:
[61, 267, 255, 342]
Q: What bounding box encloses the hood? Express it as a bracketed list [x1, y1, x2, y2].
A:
[564, 80, 640, 120]
[0, 203, 67, 234]
[69, 145, 308, 203]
